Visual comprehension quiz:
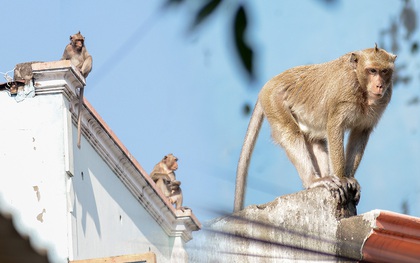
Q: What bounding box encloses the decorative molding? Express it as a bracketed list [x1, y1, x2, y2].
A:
[31, 61, 201, 243]
[70, 252, 157, 263]
[32, 60, 84, 100]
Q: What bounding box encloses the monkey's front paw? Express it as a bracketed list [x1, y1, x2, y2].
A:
[343, 177, 361, 205]
[308, 176, 347, 204]
[327, 177, 361, 206]
[308, 176, 361, 205]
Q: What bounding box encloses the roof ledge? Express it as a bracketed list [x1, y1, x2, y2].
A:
[360, 210, 420, 262]
[80, 99, 201, 241]
[30, 61, 201, 242]
[187, 187, 420, 262]
[32, 60, 85, 95]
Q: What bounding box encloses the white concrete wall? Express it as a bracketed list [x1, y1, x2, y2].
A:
[70, 127, 172, 261]
[0, 62, 199, 263]
[0, 92, 70, 262]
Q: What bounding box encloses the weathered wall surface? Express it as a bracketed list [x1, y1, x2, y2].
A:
[0, 91, 70, 262]
[187, 188, 361, 262]
[70, 131, 172, 261]
[0, 61, 200, 263]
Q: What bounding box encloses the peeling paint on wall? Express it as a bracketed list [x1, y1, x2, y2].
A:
[33, 186, 41, 202]
[32, 137, 36, 151]
[36, 208, 46, 223]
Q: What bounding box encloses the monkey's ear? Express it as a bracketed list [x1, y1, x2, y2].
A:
[391, 54, 397, 62]
[350, 53, 358, 68]
[163, 154, 172, 162]
[78, 31, 85, 40]
[69, 35, 72, 41]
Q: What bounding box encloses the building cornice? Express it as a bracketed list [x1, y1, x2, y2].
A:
[32, 60, 85, 99]
[361, 210, 420, 263]
[31, 61, 201, 242]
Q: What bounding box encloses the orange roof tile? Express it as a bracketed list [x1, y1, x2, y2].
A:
[362, 210, 420, 263]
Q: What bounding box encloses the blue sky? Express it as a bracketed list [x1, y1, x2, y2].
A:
[1, 0, 419, 222]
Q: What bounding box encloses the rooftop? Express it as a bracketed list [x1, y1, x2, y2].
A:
[0, 60, 200, 262]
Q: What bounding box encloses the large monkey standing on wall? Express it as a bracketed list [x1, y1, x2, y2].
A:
[234, 45, 396, 212]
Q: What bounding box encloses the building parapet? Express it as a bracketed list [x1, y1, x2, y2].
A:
[187, 187, 420, 262]
[0, 60, 201, 262]
[31, 61, 201, 241]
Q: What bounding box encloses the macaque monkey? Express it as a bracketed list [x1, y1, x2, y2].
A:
[61, 31, 92, 148]
[150, 154, 178, 197]
[169, 180, 184, 210]
[61, 31, 92, 78]
[234, 45, 396, 212]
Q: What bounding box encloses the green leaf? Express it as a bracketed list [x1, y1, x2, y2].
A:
[165, 0, 185, 6]
[191, 0, 222, 30]
[233, 5, 254, 81]
[161, 0, 186, 10]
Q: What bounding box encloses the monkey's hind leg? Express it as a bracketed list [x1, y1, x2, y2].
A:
[310, 139, 330, 178]
[266, 112, 321, 189]
[266, 110, 346, 203]
[305, 139, 356, 205]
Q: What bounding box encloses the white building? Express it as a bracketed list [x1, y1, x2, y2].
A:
[0, 61, 200, 263]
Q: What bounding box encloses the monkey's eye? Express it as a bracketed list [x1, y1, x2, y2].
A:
[381, 69, 389, 74]
[368, 68, 377, 74]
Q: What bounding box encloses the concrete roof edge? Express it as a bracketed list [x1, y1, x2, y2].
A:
[362, 210, 420, 263]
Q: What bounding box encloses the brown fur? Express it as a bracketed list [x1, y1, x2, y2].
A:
[61, 31, 92, 78]
[150, 154, 178, 197]
[234, 46, 396, 212]
[169, 180, 184, 210]
[61, 31, 93, 148]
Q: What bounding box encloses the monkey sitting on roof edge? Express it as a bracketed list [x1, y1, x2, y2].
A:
[61, 31, 92, 78]
[61, 31, 92, 148]
[150, 154, 190, 211]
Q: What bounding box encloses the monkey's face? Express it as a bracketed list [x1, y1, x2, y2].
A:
[355, 48, 396, 105]
[169, 159, 178, 171]
[163, 154, 179, 171]
[72, 39, 84, 51]
[365, 67, 393, 103]
[70, 32, 85, 52]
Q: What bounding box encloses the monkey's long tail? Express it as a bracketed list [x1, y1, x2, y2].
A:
[234, 100, 264, 212]
[77, 87, 84, 149]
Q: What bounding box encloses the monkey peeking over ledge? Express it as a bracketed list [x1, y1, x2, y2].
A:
[234, 45, 397, 214]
